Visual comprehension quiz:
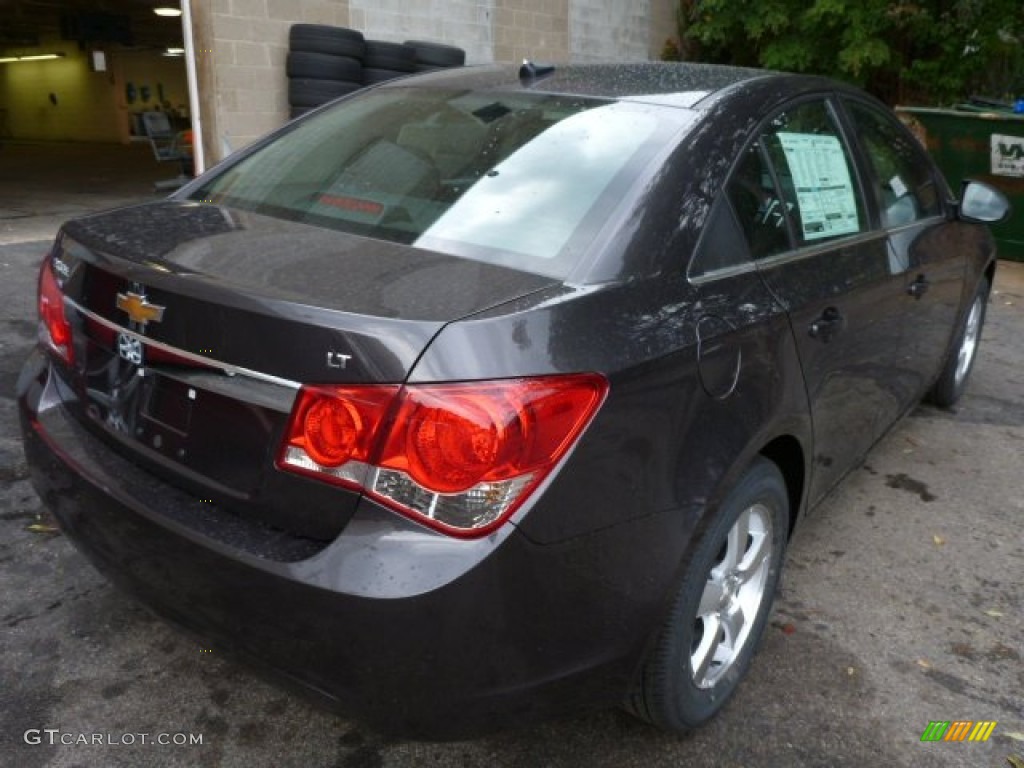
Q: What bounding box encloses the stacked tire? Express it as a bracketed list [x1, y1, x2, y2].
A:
[287, 24, 365, 119]
[285, 24, 469, 118]
[361, 40, 417, 86]
[359, 39, 467, 86]
[404, 40, 466, 73]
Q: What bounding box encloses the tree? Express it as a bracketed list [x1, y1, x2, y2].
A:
[675, 0, 1024, 105]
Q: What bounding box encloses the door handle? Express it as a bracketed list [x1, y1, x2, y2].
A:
[907, 274, 929, 299]
[809, 306, 843, 342]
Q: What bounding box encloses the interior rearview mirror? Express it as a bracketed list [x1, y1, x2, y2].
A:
[959, 180, 1011, 223]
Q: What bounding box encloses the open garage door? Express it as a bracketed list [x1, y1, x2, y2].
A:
[0, 0, 201, 191]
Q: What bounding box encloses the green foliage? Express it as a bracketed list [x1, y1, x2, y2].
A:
[661, 38, 683, 61]
[679, 0, 1024, 104]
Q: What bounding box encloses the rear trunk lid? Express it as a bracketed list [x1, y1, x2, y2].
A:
[48, 201, 556, 541]
[61, 200, 555, 382]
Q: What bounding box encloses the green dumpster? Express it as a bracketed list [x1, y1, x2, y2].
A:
[896, 106, 1024, 262]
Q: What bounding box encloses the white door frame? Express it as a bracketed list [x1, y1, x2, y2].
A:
[181, 0, 205, 174]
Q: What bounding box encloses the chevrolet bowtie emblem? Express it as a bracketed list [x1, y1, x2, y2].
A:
[116, 291, 165, 326]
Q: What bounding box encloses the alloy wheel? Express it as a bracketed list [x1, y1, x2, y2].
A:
[690, 503, 774, 689]
[954, 296, 983, 387]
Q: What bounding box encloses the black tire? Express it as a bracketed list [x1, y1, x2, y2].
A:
[286, 52, 362, 81]
[626, 457, 789, 732]
[928, 276, 990, 408]
[288, 79, 361, 108]
[403, 40, 466, 67]
[362, 68, 407, 86]
[363, 40, 416, 72]
[289, 24, 365, 59]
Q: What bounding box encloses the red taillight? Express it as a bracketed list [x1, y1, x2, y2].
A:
[306, 398, 363, 466]
[396, 388, 512, 493]
[277, 374, 608, 538]
[38, 259, 74, 365]
[279, 385, 399, 487]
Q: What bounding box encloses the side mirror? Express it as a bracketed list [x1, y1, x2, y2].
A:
[959, 180, 1011, 223]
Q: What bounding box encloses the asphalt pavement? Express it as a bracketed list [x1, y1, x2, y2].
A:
[1, 142, 1022, 768]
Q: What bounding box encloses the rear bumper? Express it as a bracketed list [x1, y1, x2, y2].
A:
[18, 351, 683, 738]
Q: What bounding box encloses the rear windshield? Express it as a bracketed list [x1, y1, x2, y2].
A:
[190, 88, 687, 278]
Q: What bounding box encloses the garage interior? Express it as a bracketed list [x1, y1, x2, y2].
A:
[0, 0, 193, 206]
[0, 0, 189, 143]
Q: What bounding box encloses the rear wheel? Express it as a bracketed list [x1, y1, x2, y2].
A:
[627, 457, 789, 732]
[928, 276, 990, 408]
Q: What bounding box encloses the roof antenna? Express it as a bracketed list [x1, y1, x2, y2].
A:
[519, 60, 555, 81]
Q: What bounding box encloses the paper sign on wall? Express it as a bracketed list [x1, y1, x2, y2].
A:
[991, 134, 1024, 177]
[778, 132, 860, 241]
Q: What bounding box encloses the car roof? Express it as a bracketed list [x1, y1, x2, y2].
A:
[383, 61, 803, 108]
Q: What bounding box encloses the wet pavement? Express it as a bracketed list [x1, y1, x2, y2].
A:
[0, 142, 1022, 768]
[0, 141, 172, 247]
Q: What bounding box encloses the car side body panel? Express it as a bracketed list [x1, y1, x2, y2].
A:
[412, 267, 813, 549]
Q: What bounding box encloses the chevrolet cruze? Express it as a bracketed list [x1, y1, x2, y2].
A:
[18, 61, 1009, 737]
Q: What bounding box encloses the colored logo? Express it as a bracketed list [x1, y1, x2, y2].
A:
[920, 721, 997, 742]
[116, 291, 165, 326]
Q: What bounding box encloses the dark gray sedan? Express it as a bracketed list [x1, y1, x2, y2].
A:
[18, 61, 1008, 738]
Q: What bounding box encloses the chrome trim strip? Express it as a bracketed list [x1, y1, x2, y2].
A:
[883, 214, 945, 236]
[696, 216, 946, 283]
[689, 261, 759, 286]
[754, 229, 891, 271]
[66, 297, 302, 390]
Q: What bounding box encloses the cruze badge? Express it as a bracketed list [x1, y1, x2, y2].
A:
[116, 291, 165, 326]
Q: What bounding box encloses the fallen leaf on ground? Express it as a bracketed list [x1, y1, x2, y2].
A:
[916, 659, 931, 669]
[951, 642, 976, 659]
[1005, 731, 1024, 742]
[1006, 755, 1024, 768]
[26, 523, 59, 534]
[932, 534, 945, 546]
[984, 609, 1005, 618]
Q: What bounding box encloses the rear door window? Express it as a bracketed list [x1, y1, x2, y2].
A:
[725, 99, 867, 262]
[725, 142, 792, 261]
[758, 101, 866, 247]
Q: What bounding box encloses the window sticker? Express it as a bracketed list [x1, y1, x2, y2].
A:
[991, 134, 1024, 177]
[889, 175, 908, 198]
[778, 132, 860, 240]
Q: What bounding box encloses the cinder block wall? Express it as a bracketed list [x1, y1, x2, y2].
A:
[350, 0, 496, 65]
[191, 0, 677, 166]
[492, 0, 569, 65]
[569, 0, 652, 62]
